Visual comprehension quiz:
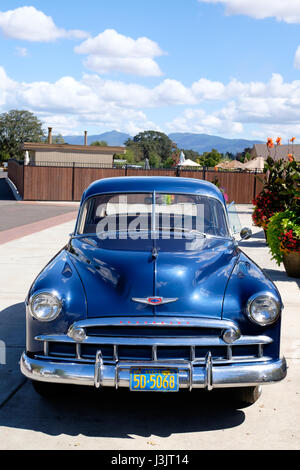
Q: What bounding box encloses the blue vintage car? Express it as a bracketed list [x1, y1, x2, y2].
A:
[20, 177, 287, 404]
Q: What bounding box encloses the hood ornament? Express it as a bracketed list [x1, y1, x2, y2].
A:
[132, 297, 178, 306]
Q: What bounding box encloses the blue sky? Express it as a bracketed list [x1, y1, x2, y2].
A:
[1, 1, 300, 140]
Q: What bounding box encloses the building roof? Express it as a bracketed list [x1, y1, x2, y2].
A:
[217, 160, 245, 169]
[82, 176, 225, 204]
[252, 144, 300, 162]
[22, 142, 126, 154]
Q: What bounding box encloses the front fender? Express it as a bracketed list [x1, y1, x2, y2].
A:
[26, 249, 87, 354]
[222, 252, 282, 359]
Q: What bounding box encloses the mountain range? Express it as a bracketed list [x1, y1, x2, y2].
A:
[63, 130, 262, 154]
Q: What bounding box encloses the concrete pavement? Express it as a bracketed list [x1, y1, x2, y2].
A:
[0, 204, 299, 450]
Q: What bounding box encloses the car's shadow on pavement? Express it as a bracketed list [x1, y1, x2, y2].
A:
[264, 268, 300, 287]
[0, 382, 246, 438]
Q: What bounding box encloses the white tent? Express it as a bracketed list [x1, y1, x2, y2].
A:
[243, 157, 265, 171]
[178, 158, 200, 167]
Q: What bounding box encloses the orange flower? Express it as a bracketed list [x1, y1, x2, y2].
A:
[290, 137, 296, 142]
[276, 137, 282, 145]
[267, 138, 274, 148]
[288, 153, 294, 162]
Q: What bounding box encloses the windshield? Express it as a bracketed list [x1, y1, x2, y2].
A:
[77, 192, 229, 241]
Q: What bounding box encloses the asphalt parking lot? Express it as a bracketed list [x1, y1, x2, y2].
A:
[0, 170, 79, 233]
[0, 203, 299, 450]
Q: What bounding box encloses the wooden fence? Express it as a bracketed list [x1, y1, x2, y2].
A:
[8, 160, 264, 204]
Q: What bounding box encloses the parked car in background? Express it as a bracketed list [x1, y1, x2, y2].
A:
[20, 177, 287, 404]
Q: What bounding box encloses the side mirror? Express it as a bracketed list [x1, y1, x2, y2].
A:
[240, 227, 252, 240]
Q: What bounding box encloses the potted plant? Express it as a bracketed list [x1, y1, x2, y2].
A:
[267, 210, 300, 277]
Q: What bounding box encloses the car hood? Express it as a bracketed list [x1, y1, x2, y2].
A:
[68, 237, 238, 319]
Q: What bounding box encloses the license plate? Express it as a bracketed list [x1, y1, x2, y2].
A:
[130, 368, 179, 392]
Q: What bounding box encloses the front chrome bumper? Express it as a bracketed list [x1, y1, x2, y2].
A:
[20, 351, 287, 390]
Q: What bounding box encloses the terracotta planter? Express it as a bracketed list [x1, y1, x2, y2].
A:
[283, 252, 300, 278]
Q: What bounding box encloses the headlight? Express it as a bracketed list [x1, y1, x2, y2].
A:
[29, 292, 62, 322]
[246, 293, 280, 326]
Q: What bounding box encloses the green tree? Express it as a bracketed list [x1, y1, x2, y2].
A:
[90, 140, 108, 146]
[0, 110, 44, 161]
[197, 148, 222, 167]
[236, 147, 252, 163]
[114, 147, 137, 165]
[126, 131, 173, 163]
[162, 155, 175, 168]
[124, 140, 144, 163]
[148, 152, 162, 168]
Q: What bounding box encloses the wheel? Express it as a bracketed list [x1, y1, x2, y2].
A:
[234, 386, 262, 405]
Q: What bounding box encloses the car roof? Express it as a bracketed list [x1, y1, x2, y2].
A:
[82, 176, 225, 204]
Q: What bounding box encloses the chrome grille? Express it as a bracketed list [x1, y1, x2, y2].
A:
[34, 316, 273, 366]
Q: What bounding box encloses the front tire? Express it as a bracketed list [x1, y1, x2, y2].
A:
[234, 386, 262, 405]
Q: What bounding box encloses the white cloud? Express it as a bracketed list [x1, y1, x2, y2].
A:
[166, 108, 243, 135]
[75, 29, 164, 76]
[217, 74, 300, 125]
[0, 66, 158, 135]
[191, 78, 226, 100]
[0, 6, 88, 42]
[199, 0, 300, 23]
[2, 64, 300, 138]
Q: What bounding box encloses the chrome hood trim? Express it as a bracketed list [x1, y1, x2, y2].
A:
[67, 316, 240, 331]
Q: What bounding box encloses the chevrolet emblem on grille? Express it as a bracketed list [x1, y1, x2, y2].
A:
[132, 297, 178, 306]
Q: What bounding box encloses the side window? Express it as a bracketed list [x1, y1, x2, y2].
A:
[227, 202, 242, 234]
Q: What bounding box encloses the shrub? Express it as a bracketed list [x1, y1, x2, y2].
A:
[267, 211, 300, 265]
[252, 190, 284, 229]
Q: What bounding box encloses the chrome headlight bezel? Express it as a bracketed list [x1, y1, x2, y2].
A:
[246, 292, 281, 326]
[29, 292, 62, 322]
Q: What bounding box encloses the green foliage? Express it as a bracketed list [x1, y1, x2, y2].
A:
[196, 148, 222, 167]
[244, 151, 252, 162]
[162, 156, 175, 168]
[123, 140, 144, 163]
[235, 147, 252, 163]
[253, 155, 300, 232]
[267, 211, 300, 265]
[126, 131, 173, 164]
[0, 110, 44, 161]
[90, 140, 108, 146]
[252, 190, 285, 229]
[263, 156, 300, 215]
[148, 152, 162, 168]
[0, 151, 10, 163]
